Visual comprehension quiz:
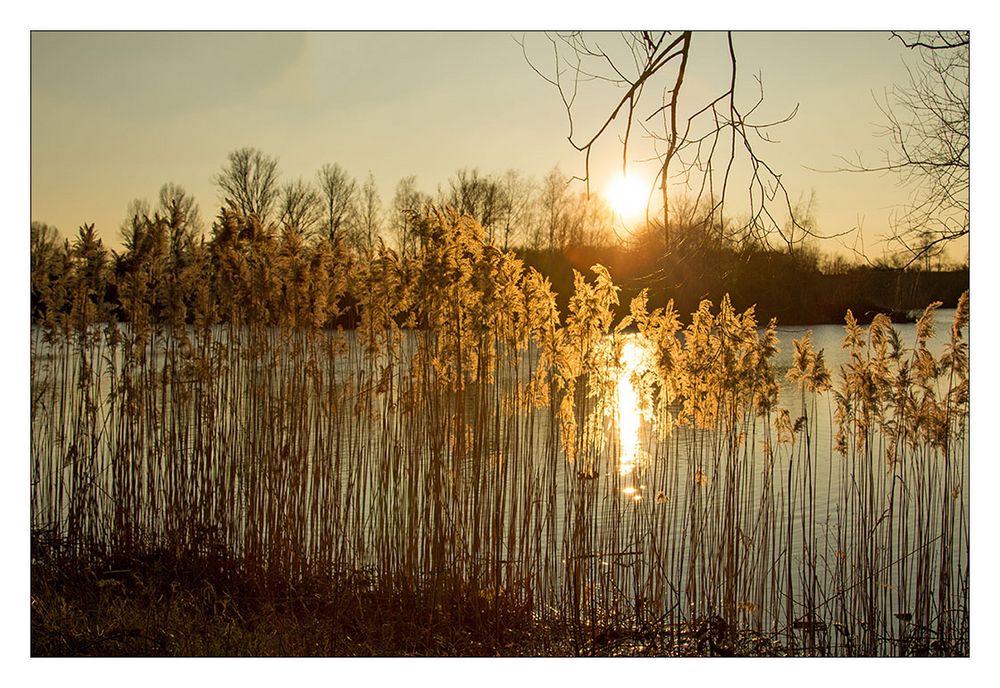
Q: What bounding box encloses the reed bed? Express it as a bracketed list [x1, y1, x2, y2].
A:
[30, 210, 969, 656]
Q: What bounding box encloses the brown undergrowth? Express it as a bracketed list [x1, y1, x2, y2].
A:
[31, 529, 798, 657]
[31, 529, 545, 657]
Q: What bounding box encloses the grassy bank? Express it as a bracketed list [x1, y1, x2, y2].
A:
[31, 529, 799, 657]
[31, 529, 543, 657]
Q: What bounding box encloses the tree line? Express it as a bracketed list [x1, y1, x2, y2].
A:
[185, 147, 622, 254]
[30, 146, 968, 330]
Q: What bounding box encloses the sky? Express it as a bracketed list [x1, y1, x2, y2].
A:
[30, 29, 964, 261]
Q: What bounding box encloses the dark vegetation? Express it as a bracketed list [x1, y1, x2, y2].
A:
[32, 529, 797, 657]
[29, 217, 968, 334]
[31, 529, 543, 657]
[520, 242, 967, 327]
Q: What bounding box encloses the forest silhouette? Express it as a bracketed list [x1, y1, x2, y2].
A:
[30, 148, 967, 332]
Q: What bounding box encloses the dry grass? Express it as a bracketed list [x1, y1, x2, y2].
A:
[30, 209, 969, 656]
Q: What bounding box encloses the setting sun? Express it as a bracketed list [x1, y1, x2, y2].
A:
[605, 173, 649, 220]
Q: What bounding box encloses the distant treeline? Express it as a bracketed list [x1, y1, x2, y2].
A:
[30, 147, 969, 329]
[30, 212, 967, 334]
[521, 243, 969, 327]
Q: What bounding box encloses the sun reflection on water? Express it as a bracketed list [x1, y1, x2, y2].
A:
[616, 338, 652, 482]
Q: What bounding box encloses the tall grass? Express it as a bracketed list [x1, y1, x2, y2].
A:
[30, 209, 969, 655]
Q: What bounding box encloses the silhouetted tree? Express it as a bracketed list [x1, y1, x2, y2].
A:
[213, 147, 281, 226]
[782, 190, 819, 258]
[564, 190, 616, 247]
[157, 183, 202, 239]
[390, 175, 429, 259]
[844, 31, 969, 267]
[279, 178, 323, 238]
[316, 163, 358, 244]
[538, 167, 570, 251]
[154, 184, 202, 290]
[445, 168, 503, 240]
[30, 222, 60, 277]
[354, 172, 383, 252]
[495, 170, 536, 250]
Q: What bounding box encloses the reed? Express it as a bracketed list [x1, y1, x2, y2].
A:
[30, 209, 970, 656]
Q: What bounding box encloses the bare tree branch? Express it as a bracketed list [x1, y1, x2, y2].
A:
[523, 31, 806, 255]
[841, 31, 969, 268]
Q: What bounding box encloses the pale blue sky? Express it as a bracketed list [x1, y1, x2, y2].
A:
[29, 30, 964, 259]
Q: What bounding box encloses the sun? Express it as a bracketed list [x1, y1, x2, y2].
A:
[605, 173, 649, 220]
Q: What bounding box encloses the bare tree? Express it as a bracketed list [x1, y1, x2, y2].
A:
[521, 31, 806, 252]
[538, 167, 570, 251]
[316, 163, 358, 244]
[31, 221, 60, 260]
[157, 183, 202, 239]
[279, 178, 323, 238]
[390, 175, 428, 258]
[845, 31, 969, 268]
[533, 167, 614, 250]
[495, 170, 536, 250]
[445, 168, 503, 240]
[783, 189, 818, 256]
[566, 191, 616, 247]
[213, 148, 281, 227]
[355, 172, 383, 251]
